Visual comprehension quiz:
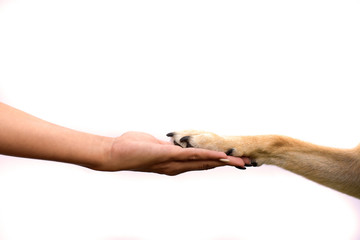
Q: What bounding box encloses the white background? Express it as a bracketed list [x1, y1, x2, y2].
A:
[0, 0, 360, 239]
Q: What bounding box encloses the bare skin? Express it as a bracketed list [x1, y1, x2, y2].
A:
[0, 103, 248, 175]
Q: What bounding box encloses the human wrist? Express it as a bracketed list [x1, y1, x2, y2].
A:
[86, 135, 115, 171]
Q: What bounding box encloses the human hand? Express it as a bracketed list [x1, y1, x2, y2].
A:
[0, 103, 249, 174]
[98, 131, 249, 175]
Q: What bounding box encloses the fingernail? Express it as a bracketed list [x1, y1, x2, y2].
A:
[235, 166, 246, 170]
[219, 158, 230, 162]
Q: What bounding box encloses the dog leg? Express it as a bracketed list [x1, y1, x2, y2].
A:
[167, 130, 360, 199]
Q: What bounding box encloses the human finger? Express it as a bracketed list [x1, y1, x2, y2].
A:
[158, 139, 173, 145]
[169, 147, 228, 162]
[242, 157, 254, 166]
[164, 160, 226, 176]
[219, 156, 246, 168]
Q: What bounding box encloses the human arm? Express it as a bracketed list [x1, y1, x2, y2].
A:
[0, 103, 248, 174]
[0, 102, 111, 169]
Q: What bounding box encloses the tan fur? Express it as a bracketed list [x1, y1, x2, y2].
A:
[170, 131, 360, 199]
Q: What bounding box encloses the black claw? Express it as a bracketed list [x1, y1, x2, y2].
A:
[236, 166, 247, 170]
[245, 164, 253, 167]
[180, 136, 193, 148]
[180, 136, 190, 142]
[173, 141, 181, 147]
[225, 148, 234, 156]
[251, 160, 258, 167]
[166, 132, 175, 137]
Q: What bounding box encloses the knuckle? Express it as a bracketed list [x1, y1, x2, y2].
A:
[189, 152, 202, 160]
[201, 163, 214, 170]
[167, 171, 180, 176]
[160, 163, 181, 176]
[165, 168, 182, 176]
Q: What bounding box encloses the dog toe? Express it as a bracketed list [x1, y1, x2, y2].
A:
[225, 148, 235, 156]
[251, 159, 258, 167]
[180, 136, 193, 148]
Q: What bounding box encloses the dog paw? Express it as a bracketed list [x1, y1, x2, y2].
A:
[166, 130, 230, 153]
[167, 130, 259, 167]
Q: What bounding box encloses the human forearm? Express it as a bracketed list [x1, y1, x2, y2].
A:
[0, 103, 112, 169]
[0, 103, 247, 174]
